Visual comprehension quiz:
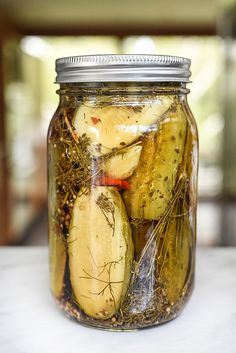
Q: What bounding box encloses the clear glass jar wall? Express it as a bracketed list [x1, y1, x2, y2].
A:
[48, 81, 198, 330]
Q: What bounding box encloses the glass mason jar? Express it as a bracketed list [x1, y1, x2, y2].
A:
[48, 55, 198, 331]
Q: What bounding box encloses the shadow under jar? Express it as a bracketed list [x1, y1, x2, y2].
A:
[47, 55, 198, 331]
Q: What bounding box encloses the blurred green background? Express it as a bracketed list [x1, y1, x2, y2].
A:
[0, 0, 236, 246]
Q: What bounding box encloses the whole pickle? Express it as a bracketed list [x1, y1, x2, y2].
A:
[68, 186, 133, 319]
[123, 106, 187, 220]
[159, 213, 192, 303]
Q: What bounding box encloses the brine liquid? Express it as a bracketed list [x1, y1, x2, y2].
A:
[48, 89, 198, 330]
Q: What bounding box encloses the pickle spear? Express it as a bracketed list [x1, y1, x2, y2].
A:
[102, 142, 142, 179]
[49, 232, 67, 299]
[73, 98, 173, 156]
[123, 109, 187, 220]
[160, 214, 192, 303]
[68, 186, 133, 319]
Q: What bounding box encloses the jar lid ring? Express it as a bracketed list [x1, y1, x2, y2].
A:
[55, 54, 191, 83]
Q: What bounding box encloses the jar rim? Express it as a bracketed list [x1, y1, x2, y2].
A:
[55, 54, 191, 83]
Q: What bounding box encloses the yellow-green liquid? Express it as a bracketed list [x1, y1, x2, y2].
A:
[48, 88, 198, 330]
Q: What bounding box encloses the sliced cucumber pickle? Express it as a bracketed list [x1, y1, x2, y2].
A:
[49, 232, 67, 299]
[102, 142, 142, 179]
[73, 97, 173, 156]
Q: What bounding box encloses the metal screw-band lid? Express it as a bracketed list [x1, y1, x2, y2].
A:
[55, 54, 191, 83]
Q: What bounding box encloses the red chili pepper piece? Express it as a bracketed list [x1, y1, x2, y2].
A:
[95, 176, 130, 190]
[91, 116, 101, 125]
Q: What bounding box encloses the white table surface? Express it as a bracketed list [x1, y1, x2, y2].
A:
[0, 247, 236, 353]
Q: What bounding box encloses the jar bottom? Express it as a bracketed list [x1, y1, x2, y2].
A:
[54, 282, 194, 331]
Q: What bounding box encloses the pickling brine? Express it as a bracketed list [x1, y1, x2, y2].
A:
[48, 55, 198, 330]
